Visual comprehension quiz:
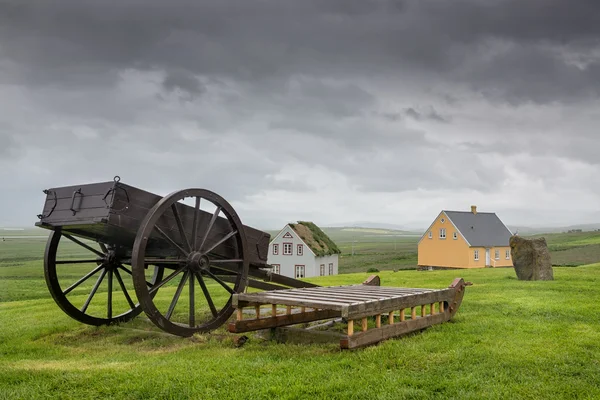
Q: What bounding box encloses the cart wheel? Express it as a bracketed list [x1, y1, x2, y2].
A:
[132, 189, 249, 337]
[44, 229, 164, 326]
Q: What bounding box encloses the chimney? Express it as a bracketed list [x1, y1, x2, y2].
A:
[471, 205, 477, 215]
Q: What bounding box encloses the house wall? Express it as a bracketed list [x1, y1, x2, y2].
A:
[267, 225, 340, 278]
[313, 254, 339, 277]
[466, 246, 513, 268]
[418, 212, 471, 268]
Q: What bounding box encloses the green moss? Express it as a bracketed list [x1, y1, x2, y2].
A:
[295, 221, 341, 256]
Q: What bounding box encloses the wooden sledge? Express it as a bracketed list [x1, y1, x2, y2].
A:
[229, 278, 471, 349]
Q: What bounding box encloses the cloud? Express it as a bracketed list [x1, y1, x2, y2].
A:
[1, 0, 600, 229]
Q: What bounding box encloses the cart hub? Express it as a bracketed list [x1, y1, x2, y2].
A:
[188, 252, 209, 272]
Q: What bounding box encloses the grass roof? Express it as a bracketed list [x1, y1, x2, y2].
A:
[288, 221, 341, 257]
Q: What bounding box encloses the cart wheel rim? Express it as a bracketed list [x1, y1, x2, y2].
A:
[43, 229, 163, 326]
[132, 188, 249, 337]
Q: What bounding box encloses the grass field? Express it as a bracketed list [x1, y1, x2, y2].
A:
[1, 228, 600, 399]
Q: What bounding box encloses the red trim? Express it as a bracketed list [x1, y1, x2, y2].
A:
[297, 244, 303, 256]
[272, 244, 279, 255]
[283, 232, 293, 238]
[295, 264, 305, 278]
[272, 264, 280, 274]
[283, 242, 293, 255]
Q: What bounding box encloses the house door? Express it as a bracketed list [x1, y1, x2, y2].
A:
[485, 248, 491, 266]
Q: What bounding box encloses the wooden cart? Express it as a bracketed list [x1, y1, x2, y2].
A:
[36, 176, 470, 346]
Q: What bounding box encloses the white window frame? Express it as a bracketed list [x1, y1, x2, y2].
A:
[295, 265, 305, 278]
[474, 250, 479, 261]
[283, 243, 292, 255]
[439, 228, 446, 239]
[320, 264, 325, 276]
[428, 231, 432, 239]
[329, 263, 333, 275]
[440, 218, 445, 223]
[272, 244, 279, 255]
[505, 250, 511, 260]
[495, 250, 500, 260]
[453, 232, 458, 240]
[272, 264, 280, 274]
[297, 244, 303, 256]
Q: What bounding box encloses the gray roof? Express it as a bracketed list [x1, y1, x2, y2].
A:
[444, 211, 512, 247]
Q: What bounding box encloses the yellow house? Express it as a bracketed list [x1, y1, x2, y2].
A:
[418, 206, 513, 269]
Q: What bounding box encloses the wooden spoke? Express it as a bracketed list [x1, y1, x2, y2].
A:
[63, 263, 105, 295]
[81, 269, 107, 313]
[198, 206, 221, 252]
[99, 243, 108, 253]
[107, 269, 113, 319]
[195, 271, 218, 317]
[148, 265, 187, 295]
[114, 269, 135, 310]
[171, 204, 191, 252]
[155, 226, 189, 257]
[203, 230, 237, 256]
[63, 234, 104, 258]
[204, 269, 235, 294]
[166, 271, 189, 321]
[191, 196, 200, 251]
[56, 259, 100, 265]
[189, 270, 195, 327]
[118, 264, 155, 287]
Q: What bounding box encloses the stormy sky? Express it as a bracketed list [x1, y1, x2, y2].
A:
[1, 0, 600, 230]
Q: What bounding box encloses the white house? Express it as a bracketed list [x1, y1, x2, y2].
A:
[268, 221, 340, 279]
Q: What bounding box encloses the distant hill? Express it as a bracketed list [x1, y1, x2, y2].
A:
[325, 221, 408, 231]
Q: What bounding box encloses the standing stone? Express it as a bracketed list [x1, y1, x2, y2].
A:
[509, 235, 554, 281]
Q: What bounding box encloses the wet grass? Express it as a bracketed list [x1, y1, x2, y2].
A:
[1, 260, 599, 399]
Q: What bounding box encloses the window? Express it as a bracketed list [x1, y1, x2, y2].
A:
[453, 232, 458, 240]
[283, 243, 292, 255]
[495, 250, 500, 260]
[295, 265, 305, 278]
[440, 218, 445, 223]
[320, 264, 325, 276]
[283, 232, 293, 238]
[297, 244, 303, 256]
[474, 250, 479, 261]
[506, 250, 511, 260]
[439, 228, 446, 239]
[272, 264, 280, 274]
[428, 231, 432, 239]
[272, 244, 279, 255]
[329, 263, 334, 275]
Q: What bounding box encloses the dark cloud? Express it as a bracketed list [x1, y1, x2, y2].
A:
[162, 70, 206, 100]
[1, 0, 600, 229]
[1, 0, 599, 104]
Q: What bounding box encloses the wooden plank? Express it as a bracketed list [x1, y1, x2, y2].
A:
[234, 294, 348, 310]
[283, 289, 394, 302]
[340, 312, 449, 349]
[236, 291, 358, 305]
[376, 314, 381, 328]
[295, 286, 422, 298]
[348, 320, 354, 336]
[228, 309, 340, 333]
[361, 318, 368, 332]
[344, 289, 454, 319]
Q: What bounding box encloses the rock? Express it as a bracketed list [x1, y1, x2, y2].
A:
[509, 235, 554, 281]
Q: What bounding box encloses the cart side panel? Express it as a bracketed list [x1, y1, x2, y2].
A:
[36, 181, 270, 265]
[109, 183, 270, 264]
[36, 181, 115, 228]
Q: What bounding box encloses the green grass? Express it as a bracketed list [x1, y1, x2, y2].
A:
[1, 255, 600, 399]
